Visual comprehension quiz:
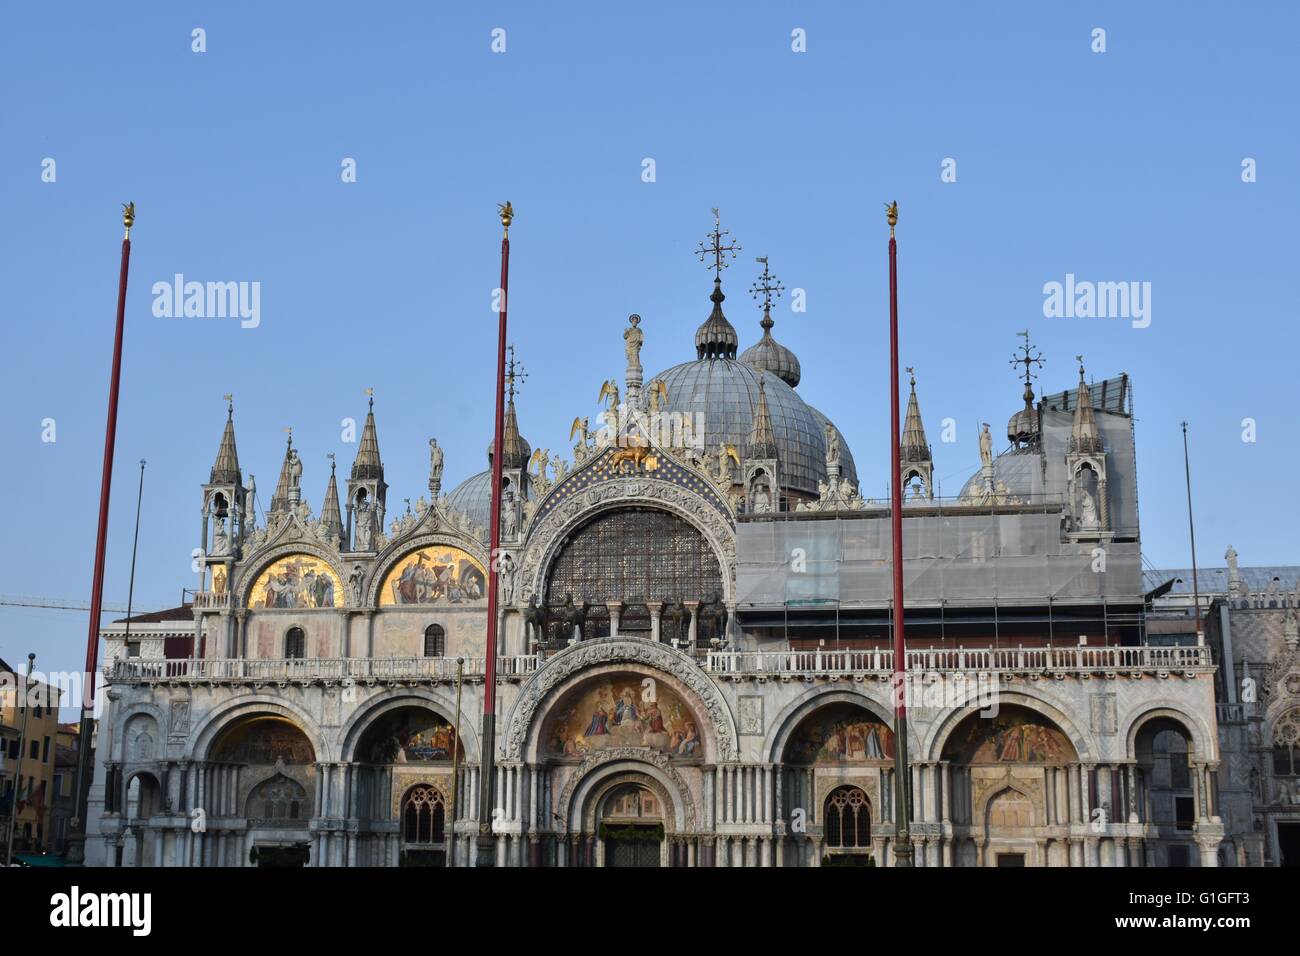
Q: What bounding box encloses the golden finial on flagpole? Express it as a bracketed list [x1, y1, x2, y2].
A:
[498, 201, 514, 236]
[885, 200, 898, 238]
[122, 201, 135, 239]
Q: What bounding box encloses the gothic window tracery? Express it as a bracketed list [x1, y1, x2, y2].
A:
[824, 786, 871, 849]
[402, 785, 446, 844]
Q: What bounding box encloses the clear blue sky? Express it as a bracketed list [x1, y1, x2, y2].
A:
[2, 2, 1296, 688]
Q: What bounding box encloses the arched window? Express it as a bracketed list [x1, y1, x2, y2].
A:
[544, 507, 723, 608]
[1274, 710, 1300, 776]
[424, 624, 446, 657]
[285, 627, 306, 659]
[824, 786, 871, 849]
[403, 785, 446, 844]
[246, 775, 308, 826]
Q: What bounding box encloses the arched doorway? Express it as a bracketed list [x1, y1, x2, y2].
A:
[208, 715, 317, 866]
[780, 701, 895, 867]
[600, 783, 664, 867]
[940, 704, 1078, 867]
[354, 705, 464, 866]
[1134, 716, 1198, 866]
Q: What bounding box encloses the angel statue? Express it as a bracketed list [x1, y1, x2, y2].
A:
[570, 416, 592, 462]
[529, 448, 551, 483]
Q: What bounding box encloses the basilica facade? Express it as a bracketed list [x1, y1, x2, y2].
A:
[85, 240, 1224, 868]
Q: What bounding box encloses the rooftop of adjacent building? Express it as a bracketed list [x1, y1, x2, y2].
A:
[1144, 565, 1300, 596]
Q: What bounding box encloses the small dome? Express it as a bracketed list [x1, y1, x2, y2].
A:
[958, 446, 1044, 501]
[648, 358, 856, 496]
[445, 469, 492, 529]
[740, 328, 801, 388]
[445, 466, 531, 530]
[1007, 405, 1038, 445]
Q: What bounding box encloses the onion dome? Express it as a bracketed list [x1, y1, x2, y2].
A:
[695, 279, 739, 359]
[1007, 379, 1040, 446]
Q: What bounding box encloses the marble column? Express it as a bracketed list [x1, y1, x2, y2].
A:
[606, 602, 623, 638]
[647, 602, 663, 643]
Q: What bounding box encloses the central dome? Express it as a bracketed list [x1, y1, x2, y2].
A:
[647, 358, 856, 497]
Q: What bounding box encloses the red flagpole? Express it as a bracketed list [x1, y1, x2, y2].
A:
[70, 203, 135, 860]
[887, 201, 913, 867]
[476, 202, 512, 866]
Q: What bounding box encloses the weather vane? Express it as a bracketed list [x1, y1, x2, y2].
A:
[749, 256, 784, 315]
[327, 452, 336, 473]
[505, 344, 527, 402]
[696, 208, 741, 280]
[1009, 330, 1045, 389]
[364, 386, 374, 409]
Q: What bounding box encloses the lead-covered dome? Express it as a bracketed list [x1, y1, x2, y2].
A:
[648, 358, 856, 497]
[958, 445, 1044, 501]
[740, 327, 801, 388]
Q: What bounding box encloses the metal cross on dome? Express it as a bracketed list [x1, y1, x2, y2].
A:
[1009, 329, 1045, 387]
[505, 344, 527, 402]
[749, 256, 784, 313]
[696, 208, 741, 280]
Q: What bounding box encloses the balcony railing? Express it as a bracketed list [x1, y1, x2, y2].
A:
[192, 591, 229, 609]
[107, 642, 1212, 685]
[704, 644, 1214, 677]
[108, 655, 539, 684]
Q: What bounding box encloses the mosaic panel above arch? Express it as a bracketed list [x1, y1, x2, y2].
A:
[247, 554, 341, 609]
[379, 545, 486, 607]
[941, 705, 1077, 764]
[786, 703, 896, 765]
[210, 716, 316, 765]
[544, 672, 704, 758]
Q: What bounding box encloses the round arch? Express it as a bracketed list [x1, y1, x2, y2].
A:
[188, 695, 328, 763]
[337, 688, 480, 764]
[765, 686, 921, 764]
[923, 689, 1096, 763]
[517, 478, 737, 606]
[555, 751, 696, 836]
[234, 544, 346, 610]
[1123, 704, 1214, 761]
[502, 638, 738, 762]
[366, 529, 491, 608]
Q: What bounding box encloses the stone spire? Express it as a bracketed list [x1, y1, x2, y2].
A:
[1069, 357, 1105, 455]
[899, 369, 933, 500]
[694, 209, 741, 360]
[210, 398, 241, 484]
[351, 393, 384, 481]
[741, 257, 801, 387]
[747, 376, 779, 460]
[498, 391, 530, 469]
[269, 431, 301, 514]
[900, 369, 930, 463]
[320, 454, 344, 546]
